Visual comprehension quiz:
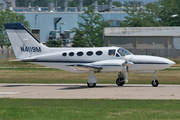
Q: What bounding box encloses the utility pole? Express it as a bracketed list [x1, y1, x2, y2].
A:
[134, 0, 135, 10]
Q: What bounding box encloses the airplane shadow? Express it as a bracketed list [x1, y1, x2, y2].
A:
[59, 86, 108, 90]
[59, 85, 157, 90]
[1, 84, 162, 90]
[1, 85, 31, 87]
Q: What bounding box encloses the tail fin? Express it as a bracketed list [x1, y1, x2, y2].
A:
[4, 23, 51, 59]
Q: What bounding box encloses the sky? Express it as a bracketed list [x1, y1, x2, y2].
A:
[113, 0, 159, 4]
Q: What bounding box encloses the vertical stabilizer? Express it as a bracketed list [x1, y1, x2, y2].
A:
[4, 23, 52, 59]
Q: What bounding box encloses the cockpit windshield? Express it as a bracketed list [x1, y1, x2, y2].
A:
[117, 48, 132, 56]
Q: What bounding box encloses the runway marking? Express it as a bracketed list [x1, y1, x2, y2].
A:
[0, 92, 24, 95]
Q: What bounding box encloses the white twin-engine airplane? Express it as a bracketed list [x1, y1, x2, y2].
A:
[4, 23, 175, 87]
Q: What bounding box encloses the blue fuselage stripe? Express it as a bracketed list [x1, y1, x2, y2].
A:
[28, 60, 168, 65]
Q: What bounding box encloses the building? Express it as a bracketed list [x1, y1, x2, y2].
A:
[103, 27, 180, 58]
[10, 0, 130, 43]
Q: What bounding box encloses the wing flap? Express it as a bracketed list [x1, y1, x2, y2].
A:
[67, 64, 103, 72]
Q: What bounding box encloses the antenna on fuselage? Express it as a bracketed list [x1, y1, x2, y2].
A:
[89, 41, 95, 48]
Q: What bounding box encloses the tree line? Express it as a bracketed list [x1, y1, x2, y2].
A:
[122, 0, 180, 27]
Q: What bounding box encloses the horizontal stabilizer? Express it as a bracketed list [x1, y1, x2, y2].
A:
[9, 58, 37, 62]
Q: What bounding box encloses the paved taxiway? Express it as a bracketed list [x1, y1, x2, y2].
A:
[0, 83, 180, 99]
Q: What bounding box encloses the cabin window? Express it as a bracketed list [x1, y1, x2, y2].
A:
[77, 51, 83, 56]
[117, 48, 131, 56]
[96, 51, 102, 56]
[108, 49, 116, 56]
[116, 53, 120, 57]
[87, 51, 93, 56]
[62, 52, 67, 56]
[69, 52, 74, 56]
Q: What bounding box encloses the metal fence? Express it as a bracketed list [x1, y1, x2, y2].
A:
[0, 47, 15, 60]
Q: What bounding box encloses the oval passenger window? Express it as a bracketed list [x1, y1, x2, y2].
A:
[77, 51, 83, 56]
[62, 52, 67, 56]
[86, 51, 93, 56]
[96, 51, 102, 56]
[69, 52, 74, 56]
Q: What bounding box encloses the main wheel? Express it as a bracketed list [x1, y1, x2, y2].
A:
[151, 79, 159, 87]
[87, 83, 96, 88]
[116, 78, 125, 86]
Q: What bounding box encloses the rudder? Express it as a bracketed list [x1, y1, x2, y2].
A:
[4, 23, 51, 59]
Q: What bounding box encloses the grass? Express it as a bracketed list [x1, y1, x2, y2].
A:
[0, 68, 180, 84]
[0, 60, 44, 68]
[170, 58, 180, 64]
[0, 99, 180, 120]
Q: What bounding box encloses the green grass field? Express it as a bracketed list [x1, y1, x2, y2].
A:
[0, 68, 180, 84]
[0, 99, 180, 120]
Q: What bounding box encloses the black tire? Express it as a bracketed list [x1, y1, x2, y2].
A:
[116, 78, 125, 86]
[87, 83, 96, 88]
[151, 79, 159, 87]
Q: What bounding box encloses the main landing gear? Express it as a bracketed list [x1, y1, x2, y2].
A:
[151, 71, 159, 87]
[87, 69, 97, 88]
[116, 72, 126, 86]
[87, 83, 96, 87]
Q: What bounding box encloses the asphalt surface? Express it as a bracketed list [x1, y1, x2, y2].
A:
[0, 83, 180, 99]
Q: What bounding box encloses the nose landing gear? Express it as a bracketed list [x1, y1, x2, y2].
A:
[151, 71, 159, 87]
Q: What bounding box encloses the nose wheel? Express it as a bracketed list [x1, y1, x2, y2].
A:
[151, 71, 159, 87]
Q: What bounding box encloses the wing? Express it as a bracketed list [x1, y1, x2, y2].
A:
[66, 59, 128, 72]
[67, 64, 103, 72]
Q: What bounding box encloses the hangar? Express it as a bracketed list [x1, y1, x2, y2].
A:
[103, 27, 180, 58]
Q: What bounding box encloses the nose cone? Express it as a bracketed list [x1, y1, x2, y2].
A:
[167, 60, 175, 66]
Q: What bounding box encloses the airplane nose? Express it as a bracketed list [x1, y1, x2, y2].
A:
[168, 60, 175, 66]
[165, 59, 175, 66]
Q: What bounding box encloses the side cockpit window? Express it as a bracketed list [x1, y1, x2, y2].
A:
[108, 49, 116, 56]
[117, 48, 132, 56]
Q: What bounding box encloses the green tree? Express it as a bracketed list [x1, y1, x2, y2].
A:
[0, 10, 30, 54]
[160, 0, 180, 26]
[121, 4, 161, 27]
[71, 6, 109, 47]
[46, 39, 62, 47]
[112, 1, 122, 7]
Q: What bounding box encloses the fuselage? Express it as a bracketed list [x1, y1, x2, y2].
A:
[30, 46, 175, 73]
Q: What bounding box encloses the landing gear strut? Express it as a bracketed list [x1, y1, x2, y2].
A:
[87, 69, 97, 88]
[151, 70, 159, 87]
[116, 72, 125, 86]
